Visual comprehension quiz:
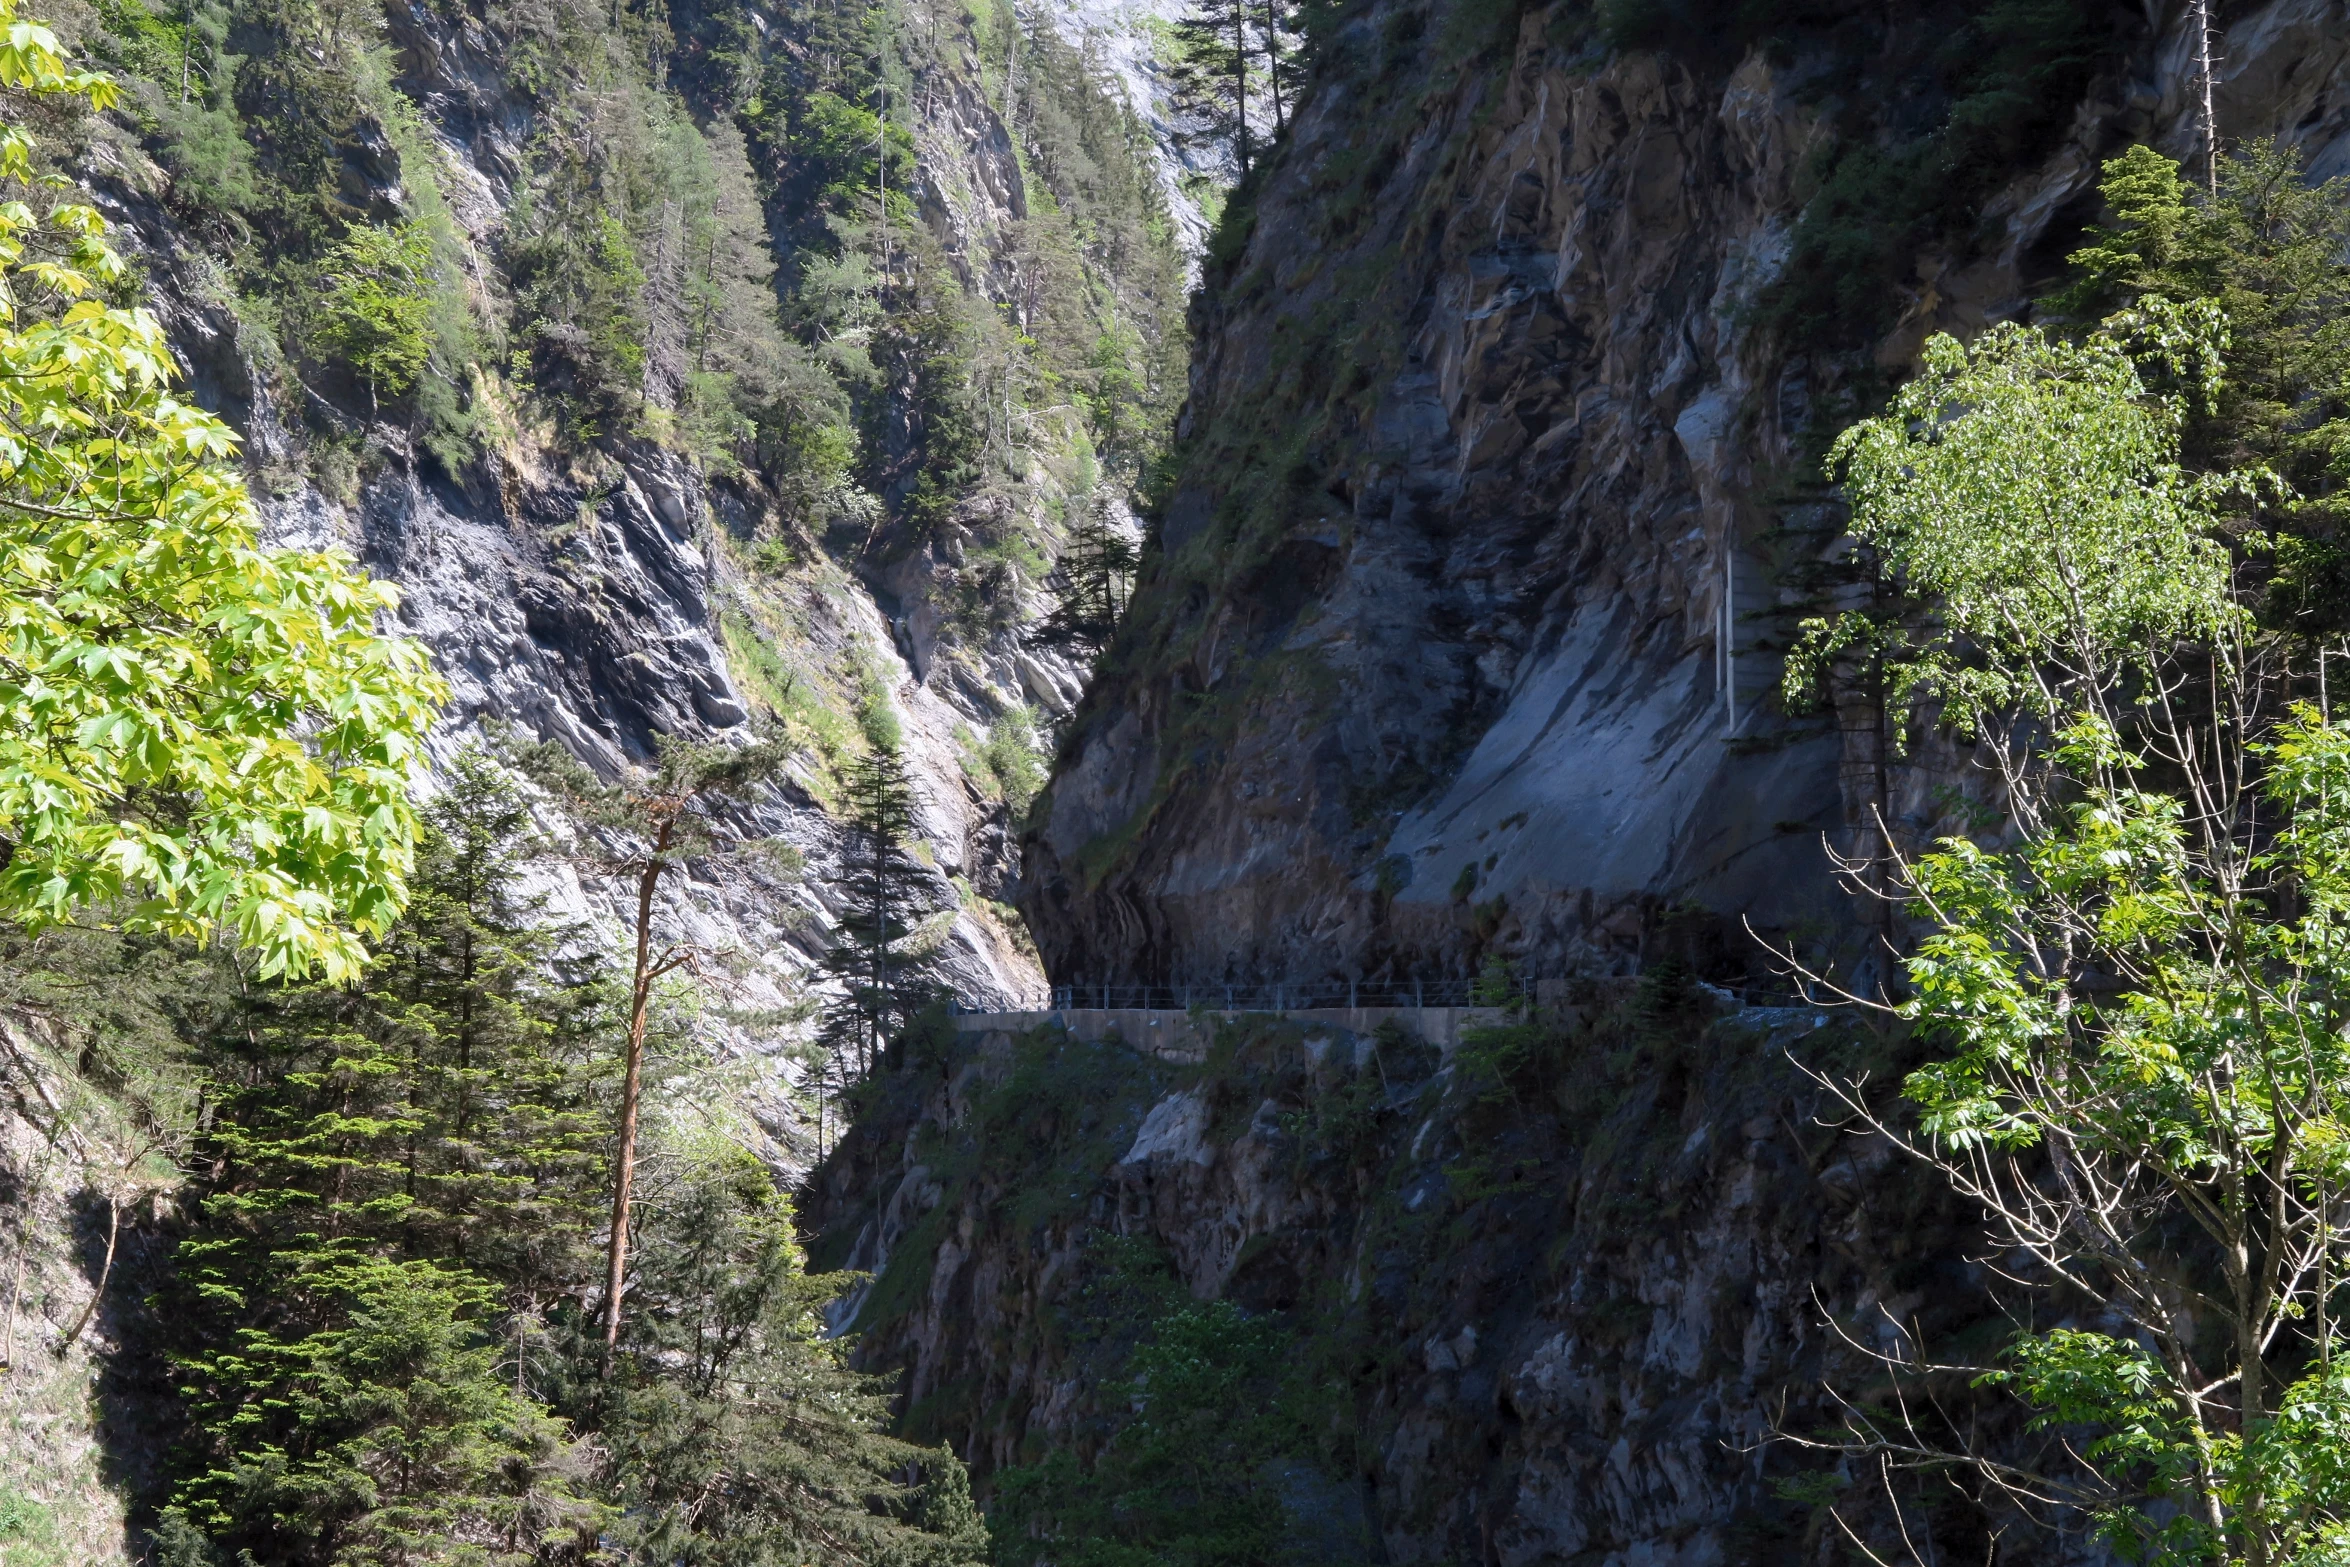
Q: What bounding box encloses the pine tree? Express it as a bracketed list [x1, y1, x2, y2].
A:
[1168, 0, 1254, 175]
[151, 746, 991, 1566]
[156, 752, 612, 1566]
[1256, 0, 1300, 138]
[820, 743, 937, 1083]
[505, 732, 797, 1367]
[594, 1143, 989, 1567]
[1025, 496, 1139, 658]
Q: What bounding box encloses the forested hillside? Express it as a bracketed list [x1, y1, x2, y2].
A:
[64, 0, 1192, 1020]
[0, 0, 1191, 1555]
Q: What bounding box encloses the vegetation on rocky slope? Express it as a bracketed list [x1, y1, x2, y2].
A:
[808, 987, 1976, 1563]
[0, 0, 1186, 1554]
[1763, 143, 2350, 1562]
[56, 0, 1184, 807]
[12, 0, 2350, 1555]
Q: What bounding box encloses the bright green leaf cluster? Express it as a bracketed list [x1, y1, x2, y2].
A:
[313, 222, 437, 410]
[0, 4, 443, 981]
[1787, 307, 2254, 734]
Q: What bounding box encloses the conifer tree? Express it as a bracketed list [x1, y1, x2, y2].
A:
[594, 1143, 989, 1567]
[1257, 0, 1299, 136]
[820, 742, 937, 1081]
[1026, 496, 1139, 658]
[157, 752, 611, 1566]
[507, 732, 798, 1367]
[1168, 0, 1254, 174]
[152, 747, 993, 1567]
[1167, 0, 1299, 174]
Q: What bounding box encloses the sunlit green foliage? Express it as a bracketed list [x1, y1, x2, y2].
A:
[970, 706, 1047, 813]
[0, 5, 441, 981]
[1787, 305, 2250, 734]
[1794, 230, 2350, 1561]
[314, 221, 433, 412]
[2057, 140, 2350, 630]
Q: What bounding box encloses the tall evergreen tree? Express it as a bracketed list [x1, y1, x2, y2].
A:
[820, 743, 936, 1083]
[1025, 496, 1139, 658]
[152, 747, 991, 1566]
[1167, 0, 1254, 175]
[593, 1143, 989, 1567]
[506, 732, 796, 1366]
[156, 752, 613, 1565]
[1256, 0, 1299, 138]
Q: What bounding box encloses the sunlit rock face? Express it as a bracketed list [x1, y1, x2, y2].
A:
[1023, 0, 2350, 994]
[95, 0, 1073, 1160]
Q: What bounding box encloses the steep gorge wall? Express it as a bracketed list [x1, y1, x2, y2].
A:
[809, 998, 2012, 1564]
[804, 12, 2350, 1555]
[1023, 0, 2350, 993]
[46, 0, 1191, 1135]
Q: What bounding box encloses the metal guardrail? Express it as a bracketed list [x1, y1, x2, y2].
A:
[953, 978, 1826, 1016]
[999, 980, 1515, 1012]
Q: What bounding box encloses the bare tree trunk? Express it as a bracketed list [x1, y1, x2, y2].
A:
[876, 83, 891, 285]
[1261, 0, 1285, 135]
[1004, 8, 1021, 146]
[2191, 0, 2219, 194]
[601, 823, 674, 1371]
[2239, 1282, 2267, 1565]
[1231, 6, 1250, 174]
[58, 1191, 118, 1354]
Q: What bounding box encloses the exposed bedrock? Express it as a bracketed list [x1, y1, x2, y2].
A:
[1021, 0, 2350, 990]
[807, 1002, 2016, 1565]
[74, 0, 1070, 1047]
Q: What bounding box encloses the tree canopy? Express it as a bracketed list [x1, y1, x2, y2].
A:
[1783, 144, 2350, 1566]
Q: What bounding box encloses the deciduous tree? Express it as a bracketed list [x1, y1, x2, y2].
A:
[1778, 307, 2350, 1564]
[314, 221, 436, 415]
[0, 1, 443, 984]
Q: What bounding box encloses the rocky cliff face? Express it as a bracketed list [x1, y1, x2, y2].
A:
[799, 3, 2350, 1553]
[809, 998, 2013, 1564]
[52, 0, 1185, 1145]
[1023, 0, 2350, 994]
